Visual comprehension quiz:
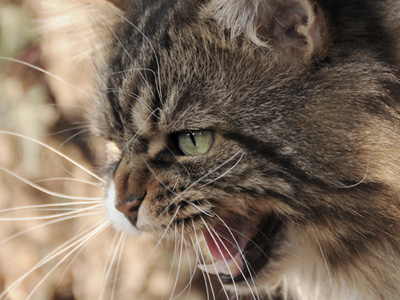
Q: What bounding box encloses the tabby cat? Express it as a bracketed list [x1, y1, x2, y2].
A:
[35, 0, 400, 299]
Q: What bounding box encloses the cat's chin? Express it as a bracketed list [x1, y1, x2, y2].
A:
[105, 180, 142, 236]
[199, 213, 283, 285]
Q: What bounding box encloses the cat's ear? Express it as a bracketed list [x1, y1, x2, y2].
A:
[270, 0, 328, 61]
[206, 0, 329, 63]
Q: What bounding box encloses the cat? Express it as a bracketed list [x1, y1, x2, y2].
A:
[5, 0, 400, 299]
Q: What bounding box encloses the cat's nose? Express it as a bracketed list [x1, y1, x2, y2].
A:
[115, 193, 146, 224]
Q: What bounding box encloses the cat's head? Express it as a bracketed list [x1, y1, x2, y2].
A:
[39, 0, 400, 296]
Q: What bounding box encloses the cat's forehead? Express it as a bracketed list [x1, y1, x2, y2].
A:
[128, 83, 223, 136]
[105, 5, 267, 136]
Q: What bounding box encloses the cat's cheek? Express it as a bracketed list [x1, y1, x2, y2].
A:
[104, 180, 142, 236]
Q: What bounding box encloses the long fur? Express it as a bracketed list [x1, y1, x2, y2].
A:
[35, 0, 400, 299]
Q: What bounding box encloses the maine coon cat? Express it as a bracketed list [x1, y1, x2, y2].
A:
[4, 0, 400, 299]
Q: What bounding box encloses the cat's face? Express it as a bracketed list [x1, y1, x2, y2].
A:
[93, 0, 400, 297]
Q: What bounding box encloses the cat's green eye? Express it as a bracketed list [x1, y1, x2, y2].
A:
[178, 130, 214, 156]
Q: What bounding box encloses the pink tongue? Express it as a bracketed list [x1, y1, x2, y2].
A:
[203, 219, 248, 261]
[201, 217, 261, 277]
[203, 225, 238, 260]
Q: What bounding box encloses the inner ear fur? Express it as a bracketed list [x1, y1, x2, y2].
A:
[270, 0, 328, 62]
[206, 0, 329, 63]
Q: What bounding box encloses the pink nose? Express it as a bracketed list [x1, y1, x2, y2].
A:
[115, 194, 145, 224]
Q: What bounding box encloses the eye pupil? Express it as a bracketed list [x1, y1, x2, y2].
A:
[189, 133, 197, 146]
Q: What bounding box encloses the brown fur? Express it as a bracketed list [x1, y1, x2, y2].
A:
[36, 0, 400, 298]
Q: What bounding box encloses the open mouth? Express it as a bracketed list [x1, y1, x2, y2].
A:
[198, 214, 283, 284]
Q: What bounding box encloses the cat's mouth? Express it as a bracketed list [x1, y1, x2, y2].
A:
[198, 214, 282, 284]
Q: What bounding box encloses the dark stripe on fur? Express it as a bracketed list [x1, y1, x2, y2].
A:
[223, 131, 330, 187]
[319, 0, 396, 63]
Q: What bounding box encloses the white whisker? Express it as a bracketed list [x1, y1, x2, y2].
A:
[111, 233, 126, 300]
[142, 206, 181, 264]
[207, 218, 260, 300]
[2, 207, 101, 218]
[200, 230, 231, 300]
[0, 131, 105, 183]
[0, 211, 104, 247]
[97, 12, 159, 102]
[0, 201, 99, 214]
[185, 150, 244, 191]
[57, 128, 91, 150]
[201, 217, 239, 300]
[48, 125, 90, 136]
[169, 222, 185, 300]
[55, 215, 108, 291]
[184, 239, 194, 300]
[98, 230, 123, 300]
[189, 236, 207, 295]
[121, 108, 160, 151]
[25, 222, 110, 300]
[340, 160, 369, 189]
[0, 220, 110, 300]
[190, 226, 215, 300]
[169, 151, 244, 211]
[200, 151, 245, 188]
[163, 223, 179, 300]
[189, 203, 214, 218]
[0, 56, 95, 101]
[0, 166, 102, 201]
[164, 145, 192, 181]
[99, 231, 125, 300]
[107, 67, 158, 80]
[104, 88, 154, 114]
[312, 229, 333, 290]
[0, 204, 102, 221]
[172, 236, 197, 300]
[144, 159, 176, 197]
[35, 219, 110, 270]
[110, 11, 163, 103]
[214, 214, 262, 300]
[32, 177, 102, 188]
[191, 220, 226, 300]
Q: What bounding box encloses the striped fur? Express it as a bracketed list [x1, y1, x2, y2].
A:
[38, 0, 400, 299]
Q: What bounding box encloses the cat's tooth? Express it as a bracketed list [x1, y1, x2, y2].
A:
[198, 259, 241, 277]
[197, 263, 218, 275]
[215, 259, 241, 277]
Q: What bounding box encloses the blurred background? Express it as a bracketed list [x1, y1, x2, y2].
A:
[0, 0, 215, 299]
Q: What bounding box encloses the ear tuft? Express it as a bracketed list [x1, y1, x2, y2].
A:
[205, 0, 328, 63]
[204, 0, 275, 48]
